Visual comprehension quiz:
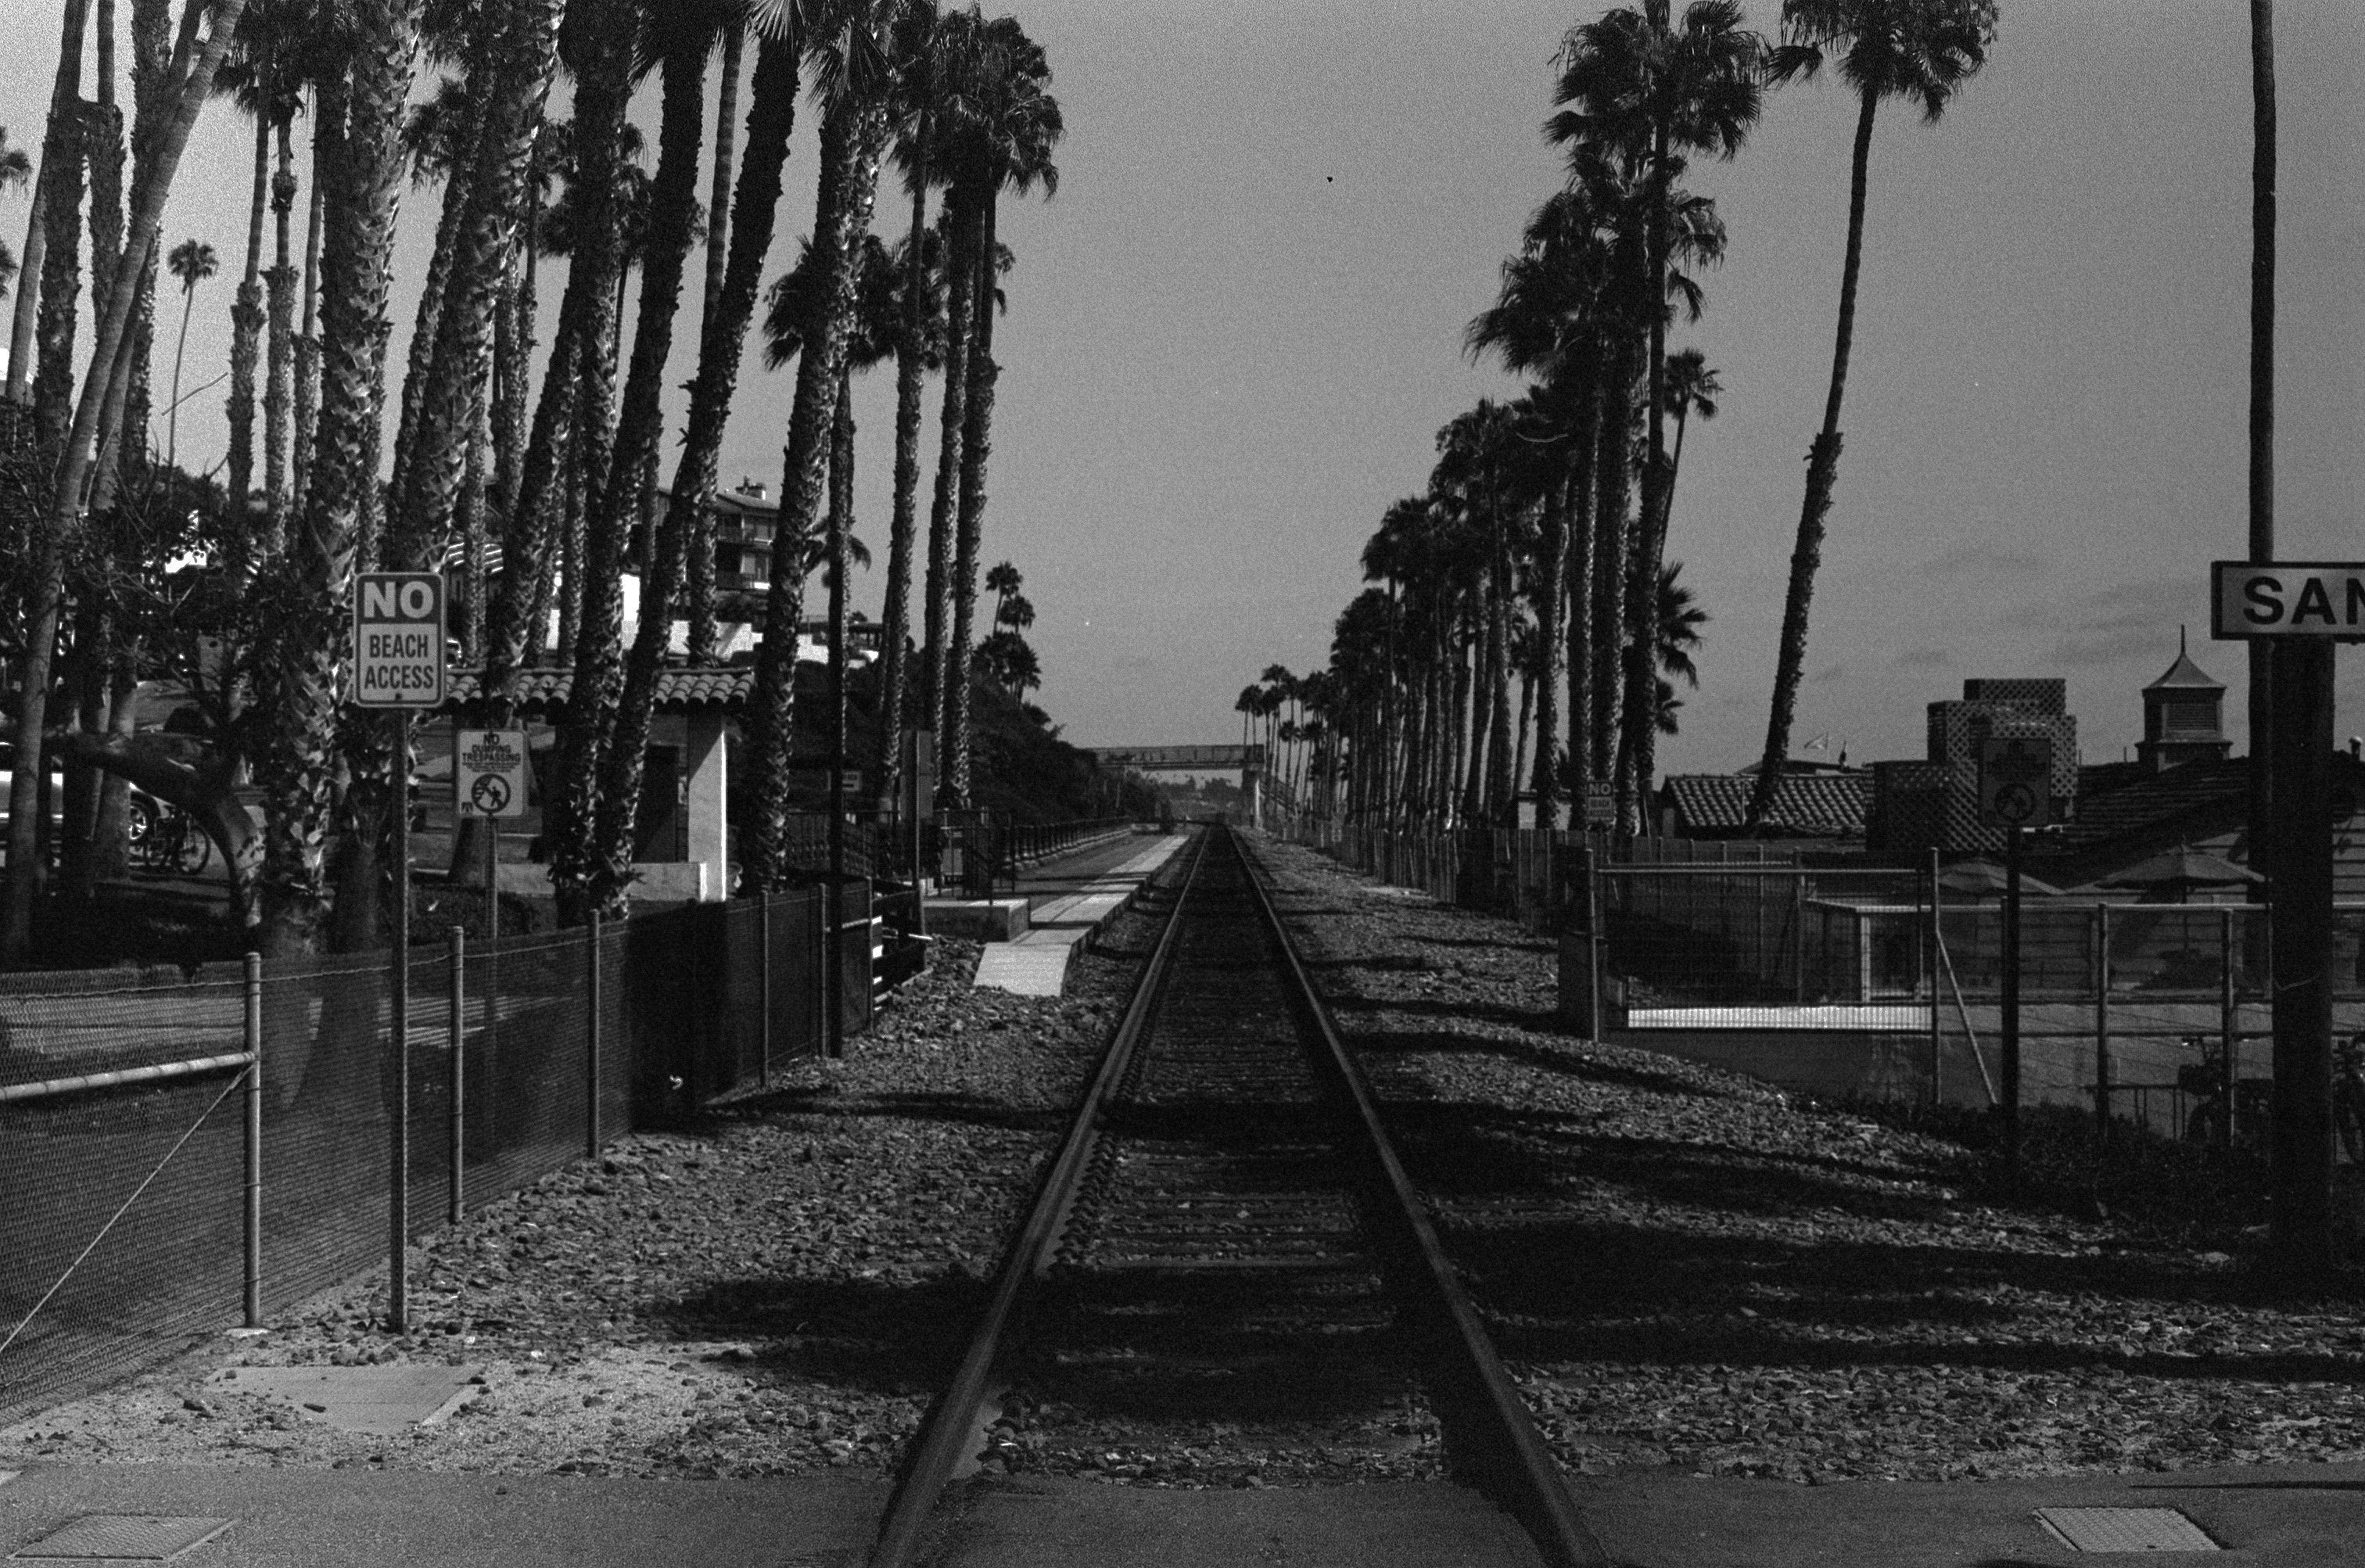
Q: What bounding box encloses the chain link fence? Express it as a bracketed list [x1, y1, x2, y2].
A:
[1285, 820, 2365, 1141]
[0, 883, 870, 1428]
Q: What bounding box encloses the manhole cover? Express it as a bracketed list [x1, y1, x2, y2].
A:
[2035, 1507, 2220, 1552]
[210, 1363, 482, 1434]
[11, 1516, 232, 1561]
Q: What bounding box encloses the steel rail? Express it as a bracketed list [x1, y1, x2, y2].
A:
[1234, 831, 1610, 1568]
[863, 827, 1211, 1568]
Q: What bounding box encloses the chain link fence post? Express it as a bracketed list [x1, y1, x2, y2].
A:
[759, 895, 773, 1086]
[244, 952, 263, 1329]
[449, 926, 465, 1224]
[2094, 906, 2112, 1136]
[587, 911, 603, 1160]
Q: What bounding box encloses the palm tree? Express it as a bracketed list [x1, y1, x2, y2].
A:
[1470, 181, 1620, 811]
[581, 1, 766, 913]
[1552, 1, 1761, 831]
[876, 0, 951, 800]
[215, 0, 305, 538]
[163, 237, 217, 469]
[743, 0, 899, 893]
[1747, 0, 1995, 827]
[939, 12, 1060, 809]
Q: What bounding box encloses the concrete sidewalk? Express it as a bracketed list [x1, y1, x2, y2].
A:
[5, 1458, 2358, 1565]
[0, 1465, 888, 1568]
[971, 835, 1189, 997]
[924, 830, 1168, 941]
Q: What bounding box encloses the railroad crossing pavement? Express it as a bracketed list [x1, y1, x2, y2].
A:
[2, 1458, 2361, 1563]
[972, 834, 1190, 997]
[0, 1465, 890, 1567]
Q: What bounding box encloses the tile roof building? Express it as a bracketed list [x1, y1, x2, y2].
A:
[1656, 770, 1872, 840]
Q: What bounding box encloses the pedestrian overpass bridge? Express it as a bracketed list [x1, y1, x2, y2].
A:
[1082, 745, 1279, 820]
[1082, 745, 1265, 774]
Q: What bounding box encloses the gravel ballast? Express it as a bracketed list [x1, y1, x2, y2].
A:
[1248, 836, 2365, 1486]
[23, 832, 2365, 1497]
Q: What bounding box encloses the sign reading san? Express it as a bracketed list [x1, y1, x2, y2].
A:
[2211, 562, 2365, 640]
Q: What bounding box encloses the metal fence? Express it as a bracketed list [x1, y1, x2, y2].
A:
[0, 883, 870, 1428]
[1584, 864, 2365, 1135]
[1286, 820, 1818, 931]
[1285, 820, 2365, 1141]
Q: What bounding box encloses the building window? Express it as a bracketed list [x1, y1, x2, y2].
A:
[2162, 700, 2216, 735]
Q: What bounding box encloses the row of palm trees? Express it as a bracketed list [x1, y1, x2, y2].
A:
[0, 0, 1064, 961]
[1267, 0, 1993, 838]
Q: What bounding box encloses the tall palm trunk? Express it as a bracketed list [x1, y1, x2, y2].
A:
[1532, 463, 1570, 822]
[390, 0, 564, 569]
[1749, 88, 1876, 827]
[225, 97, 268, 530]
[1563, 382, 1599, 802]
[539, 0, 637, 923]
[1484, 505, 1514, 822]
[873, 136, 930, 801]
[84, 14, 126, 501]
[683, 20, 743, 669]
[115, 0, 167, 485]
[167, 279, 196, 466]
[7, 0, 253, 962]
[921, 185, 978, 758]
[1512, 664, 1535, 815]
[291, 91, 324, 514]
[748, 98, 881, 890]
[483, 272, 586, 698]
[385, 79, 485, 542]
[2246, 0, 2275, 875]
[1590, 343, 1633, 787]
[31, 0, 89, 453]
[9, 0, 90, 409]
[260, 111, 295, 549]
[943, 182, 1000, 807]
[249, 0, 417, 956]
[583, 34, 719, 914]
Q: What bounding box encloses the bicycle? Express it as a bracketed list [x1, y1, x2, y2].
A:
[2335, 1034, 2365, 1165]
[2180, 1035, 2270, 1154]
[138, 799, 213, 877]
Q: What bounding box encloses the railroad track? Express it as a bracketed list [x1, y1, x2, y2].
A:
[868, 823, 1604, 1568]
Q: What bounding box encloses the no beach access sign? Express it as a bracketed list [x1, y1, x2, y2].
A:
[353, 572, 447, 707]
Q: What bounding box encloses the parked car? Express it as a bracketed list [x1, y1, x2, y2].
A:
[0, 739, 170, 861]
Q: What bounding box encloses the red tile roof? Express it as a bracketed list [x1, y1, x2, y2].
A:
[1660, 773, 1871, 838]
[440, 667, 754, 713]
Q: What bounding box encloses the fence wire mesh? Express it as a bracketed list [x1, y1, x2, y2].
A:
[0, 886, 875, 1428]
[1290, 820, 2365, 1141]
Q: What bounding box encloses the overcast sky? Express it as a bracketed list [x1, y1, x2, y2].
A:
[2, 0, 2358, 770]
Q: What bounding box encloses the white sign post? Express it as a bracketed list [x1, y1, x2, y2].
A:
[1976, 734, 2054, 1181]
[2211, 558, 2360, 1268]
[455, 727, 527, 946]
[350, 571, 443, 1335]
[454, 727, 528, 820]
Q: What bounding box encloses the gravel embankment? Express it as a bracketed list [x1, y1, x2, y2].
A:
[2, 906, 1163, 1480]
[1250, 837, 2365, 1486]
